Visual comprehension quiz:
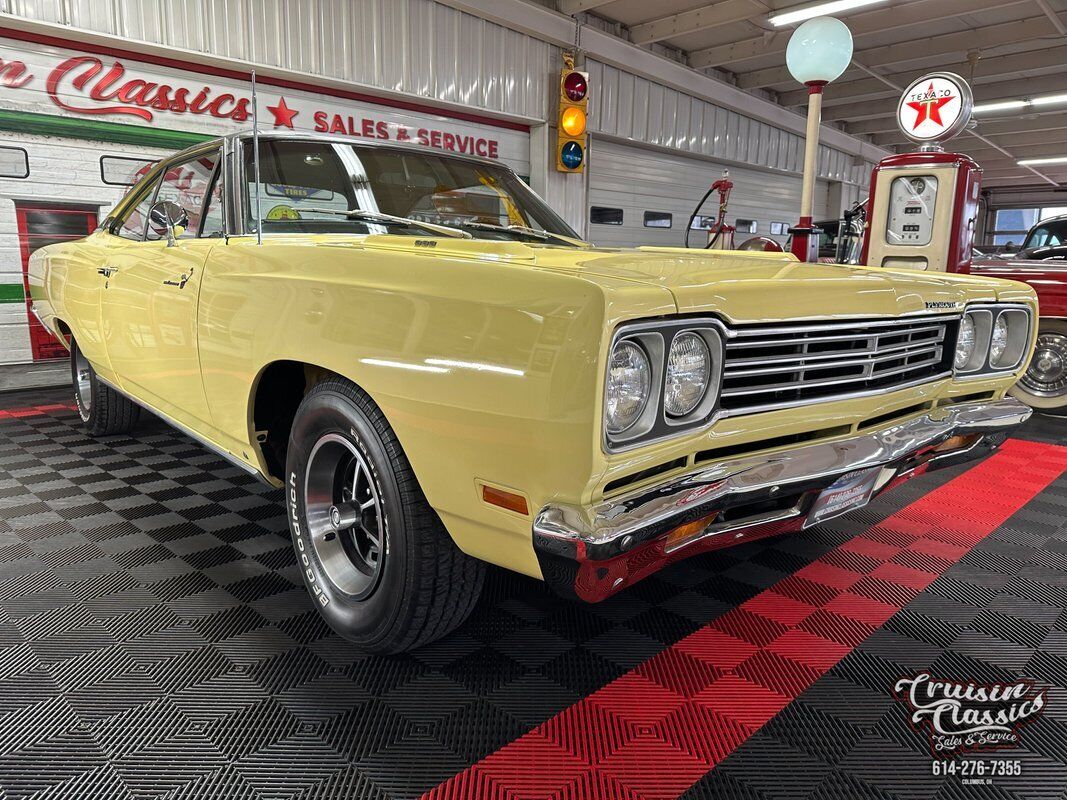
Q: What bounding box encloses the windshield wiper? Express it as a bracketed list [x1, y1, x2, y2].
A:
[458, 221, 585, 247]
[300, 207, 472, 239]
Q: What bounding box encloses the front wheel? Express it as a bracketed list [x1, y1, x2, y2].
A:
[285, 378, 485, 653]
[1010, 318, 1067, 415]
[70, 338, 141, 435]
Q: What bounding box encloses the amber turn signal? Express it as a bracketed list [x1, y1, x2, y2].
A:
[665, 512, 719, 551]
[482, 484, 529, 515]
[932, 434, 979, 454]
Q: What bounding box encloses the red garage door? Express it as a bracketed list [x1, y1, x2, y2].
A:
[15, 204, 99, 361]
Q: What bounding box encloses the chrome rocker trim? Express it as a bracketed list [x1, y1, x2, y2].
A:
[533, 398, 1030, 600]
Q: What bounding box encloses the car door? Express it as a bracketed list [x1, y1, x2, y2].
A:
[99, 146, 223, 432]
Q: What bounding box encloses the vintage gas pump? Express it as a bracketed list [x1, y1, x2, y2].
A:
[861, 72, 981, 273]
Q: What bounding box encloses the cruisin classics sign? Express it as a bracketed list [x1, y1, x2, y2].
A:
[0, 35, 524, 167]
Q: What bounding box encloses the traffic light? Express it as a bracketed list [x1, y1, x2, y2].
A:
[556, 62, 588, 173]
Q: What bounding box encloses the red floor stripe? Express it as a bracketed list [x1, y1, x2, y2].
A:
[425, 439, 1067, 800]
[0, 403, 75, 419]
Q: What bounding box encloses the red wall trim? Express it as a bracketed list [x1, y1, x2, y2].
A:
[0, 25, 531, 134]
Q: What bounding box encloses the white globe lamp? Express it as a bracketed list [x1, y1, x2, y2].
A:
[786, 16, 854, 86]
[785, 17, 854, 262]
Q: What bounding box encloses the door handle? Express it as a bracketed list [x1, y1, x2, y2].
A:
[162, 267, 194, 289]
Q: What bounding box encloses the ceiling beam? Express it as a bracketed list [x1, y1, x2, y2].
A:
[631, 1, 764, 46]
[873, 125, 1067, 148]
[559, 0, 616, 14]
[1035, 0, 1067, 35]
[737, 16, 1058, 90]
[782, 43, 1067, 107]
[689, 0, 1025, 70]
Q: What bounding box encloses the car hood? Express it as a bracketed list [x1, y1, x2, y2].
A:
[529, 245, 1010, 323]
[354, 236, 1029, 324]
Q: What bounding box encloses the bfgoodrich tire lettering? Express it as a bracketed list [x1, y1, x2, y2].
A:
[70, 338, 141, 436]
[285, 377, 484, 653]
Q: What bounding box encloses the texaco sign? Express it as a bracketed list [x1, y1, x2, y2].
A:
[896, 72, 973, 146]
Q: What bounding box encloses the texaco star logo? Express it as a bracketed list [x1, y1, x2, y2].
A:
[906, 83, 954, 130]
[896, 72, 972, 143]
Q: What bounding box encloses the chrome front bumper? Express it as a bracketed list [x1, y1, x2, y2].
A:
[533, 398, 1030, 601]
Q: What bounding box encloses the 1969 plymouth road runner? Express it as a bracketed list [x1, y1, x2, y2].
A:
[29, 132, 1036, 653]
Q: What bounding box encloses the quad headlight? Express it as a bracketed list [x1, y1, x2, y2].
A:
[954, 314, 976, 371]
[604, 321, 723, 451]
[664, 333, 711, 417]
[953, 305, 1032, 377]
[605, 340, 651, 434]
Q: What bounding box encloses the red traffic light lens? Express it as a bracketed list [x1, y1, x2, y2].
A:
[563, 71, 587, 102]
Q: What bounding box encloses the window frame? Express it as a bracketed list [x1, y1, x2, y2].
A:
[590, 206, 624, 225]
[0, 146, 29, 179]
[642, 210, 672, 229]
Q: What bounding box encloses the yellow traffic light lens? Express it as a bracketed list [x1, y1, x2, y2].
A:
[560, 107, 586, 137]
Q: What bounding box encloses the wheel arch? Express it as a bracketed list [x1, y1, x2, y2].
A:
[249, 359, 400, 483]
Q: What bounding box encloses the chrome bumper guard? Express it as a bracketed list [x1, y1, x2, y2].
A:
[534, 398, 1030, 595]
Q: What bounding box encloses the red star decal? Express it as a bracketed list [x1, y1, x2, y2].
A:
[267, 97, 298, 128]
[906, 83, 953, 130]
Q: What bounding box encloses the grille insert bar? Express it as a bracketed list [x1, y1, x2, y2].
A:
[720, 315, 957, 414]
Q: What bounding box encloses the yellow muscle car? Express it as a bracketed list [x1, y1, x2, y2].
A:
[29, 132, 1036, 653]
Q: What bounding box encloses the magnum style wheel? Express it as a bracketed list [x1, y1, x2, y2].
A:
[70, 338, 141, 436]
[1011, 319, 1067, 414]
[285, 378, 485, 653]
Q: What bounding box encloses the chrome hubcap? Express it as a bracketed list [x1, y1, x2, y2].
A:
[304, 433, 384, 599]
[74, 348, 92, 413]
[1020, 332, 1067, 398]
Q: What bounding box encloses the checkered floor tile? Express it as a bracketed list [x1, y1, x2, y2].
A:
[0, 389, 1065, 799]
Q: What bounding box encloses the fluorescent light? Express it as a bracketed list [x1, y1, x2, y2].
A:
[1031, 93, 1067, 107]
[973, 100, 1027, 114]
[1018, 156, 1067, 166]
[769, 0, 886, 26]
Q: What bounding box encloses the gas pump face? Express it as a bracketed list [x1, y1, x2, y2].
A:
[886, 176, 937, 246]
[862, 154, 981, 274]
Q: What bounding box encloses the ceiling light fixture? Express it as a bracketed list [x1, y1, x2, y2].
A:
[973, 100, 1028, 114]
[1030, 93, 1067, 106]
[1018, 156, 1067, 166]
[769, 0, 887, 26]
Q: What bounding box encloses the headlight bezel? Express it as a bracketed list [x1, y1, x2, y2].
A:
[603, 319, 725, 452]
[953, 304, 1032, 379]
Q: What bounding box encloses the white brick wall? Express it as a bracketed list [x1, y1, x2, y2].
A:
[0, 134, 170, 366]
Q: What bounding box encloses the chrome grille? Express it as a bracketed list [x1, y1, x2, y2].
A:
[720, 315, 957, 414]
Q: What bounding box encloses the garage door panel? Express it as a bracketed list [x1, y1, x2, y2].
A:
[587, 139, 832, 249]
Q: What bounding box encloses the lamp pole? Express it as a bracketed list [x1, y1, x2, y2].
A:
[790, 81, 826, 262]
[784, 17, 854, 263]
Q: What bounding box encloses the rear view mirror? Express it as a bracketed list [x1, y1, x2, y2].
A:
[149, 200, 190, 245]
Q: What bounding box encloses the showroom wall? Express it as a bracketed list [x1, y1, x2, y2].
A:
[0, 0, 878, 369]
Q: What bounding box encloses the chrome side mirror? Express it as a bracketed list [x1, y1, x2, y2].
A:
[148, 200, 189, 246]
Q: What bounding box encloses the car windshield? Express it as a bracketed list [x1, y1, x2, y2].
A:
[243, 139, 580, 243]
[1023, 219, 1067, 250]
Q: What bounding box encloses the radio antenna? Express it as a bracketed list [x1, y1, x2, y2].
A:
[251, 69, 263, 245]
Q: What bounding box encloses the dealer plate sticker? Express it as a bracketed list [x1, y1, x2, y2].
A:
[803, 467, 882, 528]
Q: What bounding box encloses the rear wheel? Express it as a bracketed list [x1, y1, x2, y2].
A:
[70, 338, 141, 435]
[1011, 319, 1067, 415]
[285, 378, 484, 653]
